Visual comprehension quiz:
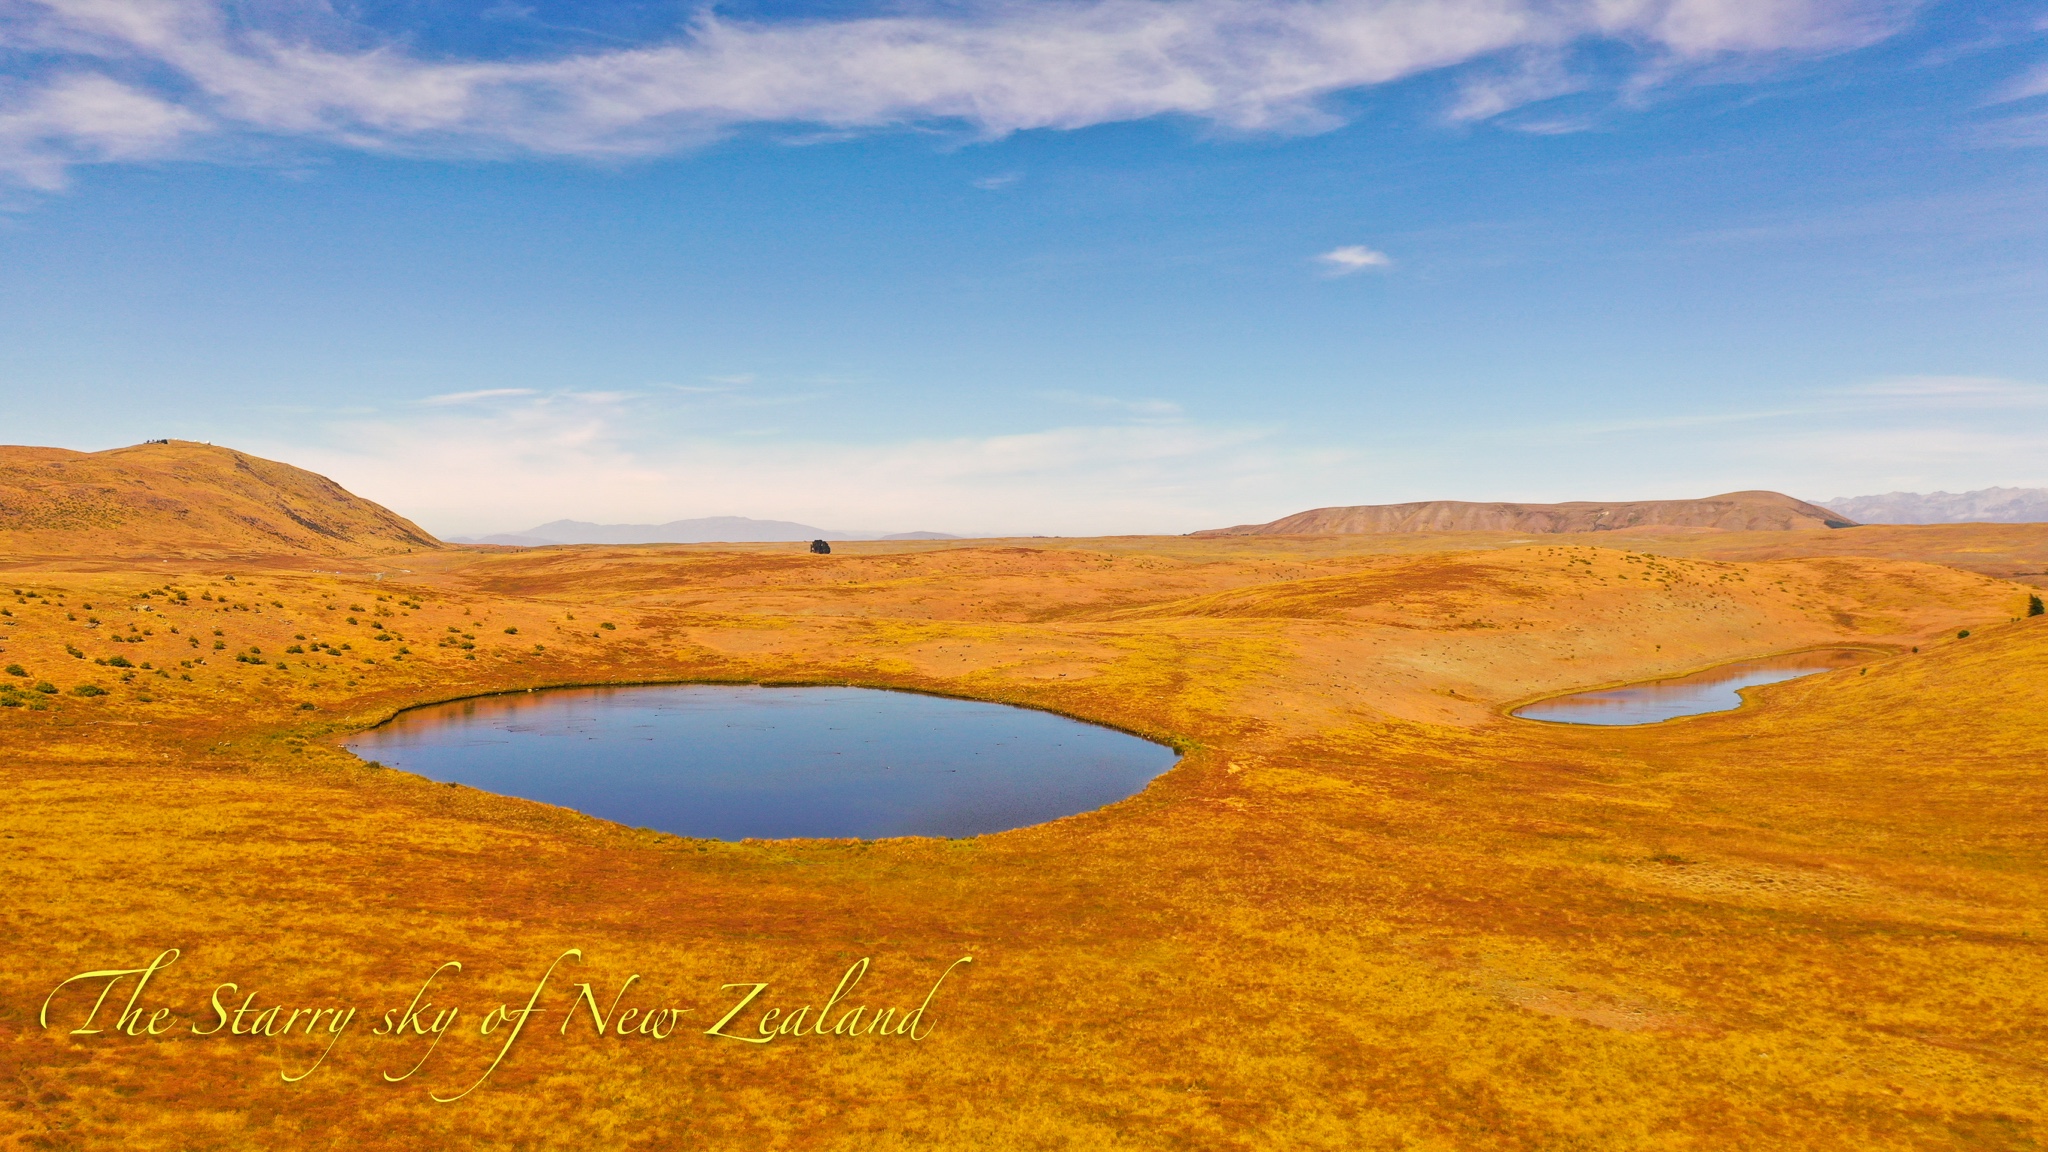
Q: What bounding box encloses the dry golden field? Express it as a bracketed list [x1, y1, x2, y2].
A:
[3, 515, 2046, 1149]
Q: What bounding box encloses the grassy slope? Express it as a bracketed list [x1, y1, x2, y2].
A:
[0, 535, 2042, 1150]
[0, 442, 439, 559]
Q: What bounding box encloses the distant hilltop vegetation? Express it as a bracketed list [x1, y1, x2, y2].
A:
[1821, 487, 2048, 525]
[1195, 491, 1857, 537]
[0, 441, 439, 558]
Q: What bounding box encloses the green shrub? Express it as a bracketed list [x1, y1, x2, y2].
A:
[2030, 594, 2044, 617]
[503, 626, 519, 635]
[600, 622, 616, 630]
[4, 664, 24, 677]
[1957, 630, 1970, 639]
[71, 684, 106, 697]
[64, 645, 83, 659]
[105, 655, 133, 668]
[33, 681, 57, 694]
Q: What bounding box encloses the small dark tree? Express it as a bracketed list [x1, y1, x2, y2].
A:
[2030, 594, 2044, 617]
[810, 539, 832, 555]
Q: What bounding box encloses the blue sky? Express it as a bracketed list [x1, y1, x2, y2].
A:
[2, 0, 2045, 536]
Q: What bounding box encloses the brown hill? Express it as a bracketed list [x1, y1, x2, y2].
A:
[0, 440, 440, 558]
[1195, 490, 1857, 537]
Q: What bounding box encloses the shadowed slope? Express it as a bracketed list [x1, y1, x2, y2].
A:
[0, 441, 440, 558]
[1197, 491, 1856, 536]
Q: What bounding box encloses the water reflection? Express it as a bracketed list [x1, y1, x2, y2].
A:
[1512, 648, 1875, 726]
[346, 685, 1179, 840]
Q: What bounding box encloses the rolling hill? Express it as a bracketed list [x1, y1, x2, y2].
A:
[1195, 490, 1856, 536]
[0, 441, 440, 558]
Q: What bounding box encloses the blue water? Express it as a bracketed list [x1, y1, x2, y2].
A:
[1511, 648, 1872, 725]
[345, 685, 1179, 840]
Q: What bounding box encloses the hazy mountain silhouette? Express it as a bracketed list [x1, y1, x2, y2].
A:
[446, 517, 961, 545]
[1820, 487, 2048, 524]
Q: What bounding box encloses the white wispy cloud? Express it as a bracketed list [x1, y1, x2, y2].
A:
[418, 387, 539, 405]
[1315, 244, 1392, 274]
[1836, 374, 2048, 404]
[237, 367, 2048, 535]
[1996, 60, 2048, 103]
[1446, 49, 1584, 123]
[0, 0, 1919, 189]
[0, 71, 203, 189]
[264, 392, 1300, 536]
[1037, 390, 1185, 417]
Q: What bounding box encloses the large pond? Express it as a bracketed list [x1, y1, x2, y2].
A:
[1511, 648, 1876, 726]
[345, 685, 1179, 840]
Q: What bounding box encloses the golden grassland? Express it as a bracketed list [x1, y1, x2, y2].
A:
[2, 529, 2046, 1150]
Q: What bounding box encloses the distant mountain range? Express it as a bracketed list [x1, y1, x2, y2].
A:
[1195, 491, 1855, 536]
[445, 516, 960, 546]
[1819, 487, 2048, 525]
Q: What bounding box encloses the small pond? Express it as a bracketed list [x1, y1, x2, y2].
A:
[1511, 648, 1876, 726]
[345, 685, 1179, 840]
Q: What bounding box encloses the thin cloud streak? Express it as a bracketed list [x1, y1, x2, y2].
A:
[418, 387, 539, 405]
[267, 395, 1304, 537]
[1315, 244, 1393, 274]
[1, 0, 1920, 188]
[254, 368, 2048, 539]
[1834, 374, 2048, 405]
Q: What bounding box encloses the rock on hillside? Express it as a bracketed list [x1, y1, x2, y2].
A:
[1196, 491, 1857, 537]
[0, 441, 440, 557]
